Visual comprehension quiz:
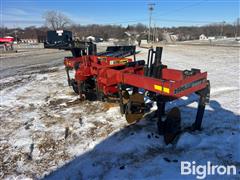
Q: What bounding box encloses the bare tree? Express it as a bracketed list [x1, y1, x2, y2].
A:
[43, 10, 72, 30]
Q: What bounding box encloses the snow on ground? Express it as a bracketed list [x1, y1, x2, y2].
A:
[0, 45, 239, 179]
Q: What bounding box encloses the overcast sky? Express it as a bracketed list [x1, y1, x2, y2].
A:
[1, 0, 239, 28]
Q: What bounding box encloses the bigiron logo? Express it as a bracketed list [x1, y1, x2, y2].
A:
[181, 161, 237, 179]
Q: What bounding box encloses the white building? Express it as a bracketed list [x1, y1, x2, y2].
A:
[199, 34, 208, 40]
[86, 36, 95, 42]
[208, 36, 215, 40]
[170, 34, 179, 41]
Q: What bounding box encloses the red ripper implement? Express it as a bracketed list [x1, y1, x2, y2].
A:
[64, 46, 210, 144]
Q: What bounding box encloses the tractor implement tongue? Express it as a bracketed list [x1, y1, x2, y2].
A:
[64, 46, 210, 145]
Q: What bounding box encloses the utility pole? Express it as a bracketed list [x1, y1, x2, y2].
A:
[235, 18, 240, 37]
[153, 23, 156, 42]
[220, 21, 226, 37]
[148, 3, 155, 43]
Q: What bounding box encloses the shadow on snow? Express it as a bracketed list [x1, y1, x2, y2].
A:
[44, 94, 240, 179]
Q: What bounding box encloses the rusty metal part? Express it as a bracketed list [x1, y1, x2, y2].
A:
[119, 89, 129, 114]
[164, 107, 181, 144]
[77, 81, 85, 100]
[125, 93, 145, 124]
[122, 90, 130, 103]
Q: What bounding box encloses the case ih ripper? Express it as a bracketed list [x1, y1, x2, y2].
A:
[64, 46, 210, 144]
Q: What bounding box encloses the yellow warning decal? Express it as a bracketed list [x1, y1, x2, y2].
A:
[97, 57, 107, 62]
[110, 59, 128, 65]
[154, 85, 170, 94]
[154, 85, 162, 91]
[163, 87, 170, 93]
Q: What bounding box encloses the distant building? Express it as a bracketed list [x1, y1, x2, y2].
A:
[86, 36, 95, 42]
[207, 36, 227, 40]
[20, 39, 38, 44]
[170, 34, 179, 41]
[85, 36, 103, 42]
[140, 39, 148, 45]
[18, 29, 46, 44]
[108, 38, 118, 42]
[208, 36, 215, 40]
[215, 36, 227, 39]
[162, 31, 179, 42]
[199, 34, 208, 40]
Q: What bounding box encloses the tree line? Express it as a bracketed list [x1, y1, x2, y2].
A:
[0, 10, 239, 41]
[162, 22, 240, 40]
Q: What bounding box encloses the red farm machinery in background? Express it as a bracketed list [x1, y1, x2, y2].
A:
[64, 46, 210, 144]
[0, 36, 14, 51]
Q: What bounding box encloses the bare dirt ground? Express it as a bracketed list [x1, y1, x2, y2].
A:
[0, 45, 239, 179]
